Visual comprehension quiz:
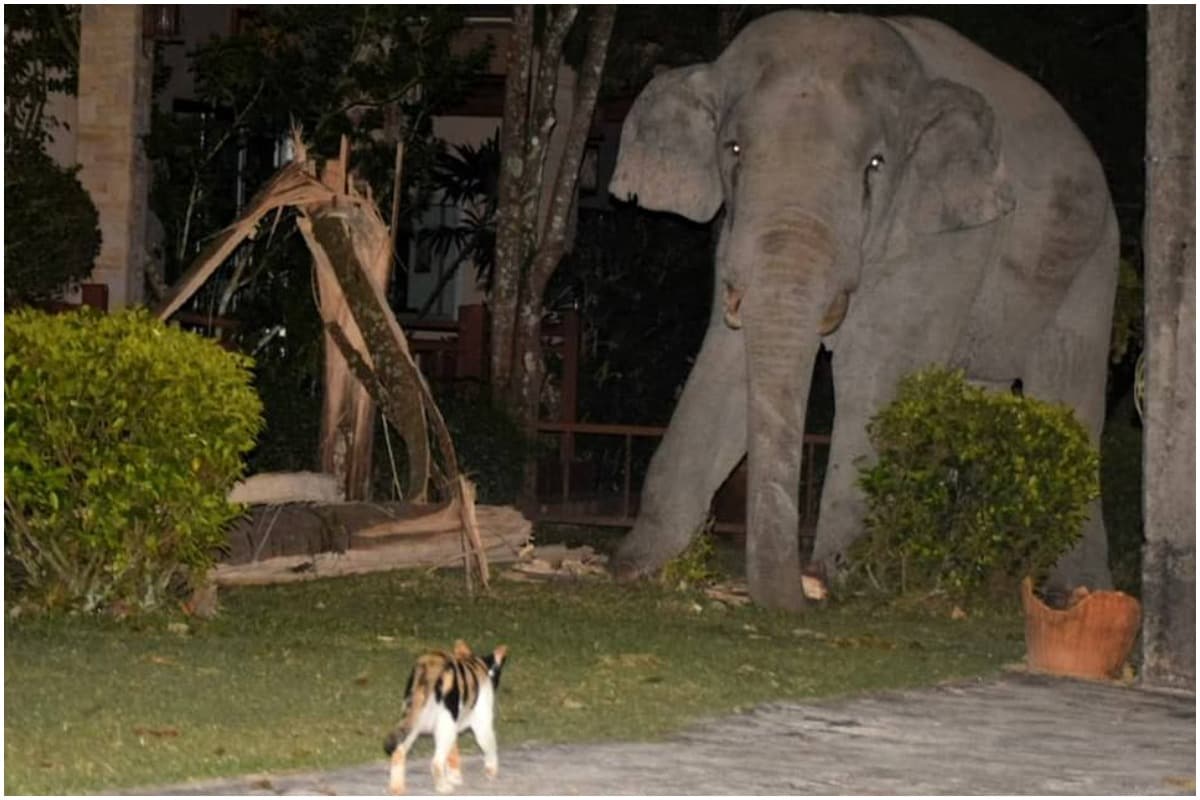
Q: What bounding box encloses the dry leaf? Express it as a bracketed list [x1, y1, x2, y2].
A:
[561, 697, 585, 710]
[791, 627, 828, 641]
[1163, 776, 1195, 792]
[950, 606, 968, 620]
[800, 573, 828, 600]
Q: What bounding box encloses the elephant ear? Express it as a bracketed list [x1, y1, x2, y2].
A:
[608, 65, 722, 223]
[902, 79, 1014, 233]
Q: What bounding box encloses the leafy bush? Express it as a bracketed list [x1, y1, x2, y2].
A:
[4, 309, 263, 613]
[4, 144, 101, 307]
[853, 367, 1100, 598]
[661, 518, 720, 590]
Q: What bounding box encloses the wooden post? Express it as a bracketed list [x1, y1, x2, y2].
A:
[80, 283, 109, 312]
[457, 303, 489, 381]
[1141, 4, 1196, 690]
[560, 308, 580, 463]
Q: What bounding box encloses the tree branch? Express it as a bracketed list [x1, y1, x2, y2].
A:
[530, 6, 616, 297]
[525, 6, 579, 242]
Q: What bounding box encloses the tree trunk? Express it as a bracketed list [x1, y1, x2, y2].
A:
[1141, 4, 1195, 691]
[491, 6, 617, 504]
[300, 210, 431, 501]
[491, 5, 534, 397]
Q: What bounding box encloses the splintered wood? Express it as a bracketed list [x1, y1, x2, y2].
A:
[212, 501, 530, 587]
[156, 132, 492, 591]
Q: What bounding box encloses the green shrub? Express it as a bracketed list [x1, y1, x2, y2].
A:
[4, 309, 263, 613]
[661, 518, 720, 590]
[853, 367, 1099, 598]
[4, 144, 101, 307]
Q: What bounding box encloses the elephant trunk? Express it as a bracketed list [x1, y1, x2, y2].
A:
[739, 208, 838, 611]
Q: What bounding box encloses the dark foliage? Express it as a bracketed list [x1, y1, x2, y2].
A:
[4, 145, 101, 307]
[420, 130, 501, 307]
[552, 205, 714, 427]
[4, 5, 79, 150]
[4, 6, 100, 308]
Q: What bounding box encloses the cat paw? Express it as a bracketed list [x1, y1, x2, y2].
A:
[447, 768, 464, 787]
[388, 764, 407, 795]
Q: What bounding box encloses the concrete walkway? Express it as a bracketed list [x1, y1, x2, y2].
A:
[138, 672, 1194, 796]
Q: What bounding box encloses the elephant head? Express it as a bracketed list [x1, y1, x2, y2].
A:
[609, 12, 1014, 609]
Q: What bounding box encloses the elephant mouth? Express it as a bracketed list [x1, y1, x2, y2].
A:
[818, 290, 850, 335]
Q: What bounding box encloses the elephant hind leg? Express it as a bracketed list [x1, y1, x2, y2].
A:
[1021, 276, 1116, 592]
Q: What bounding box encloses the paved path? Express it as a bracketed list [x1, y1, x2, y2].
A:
[138, 673, 1193, 795]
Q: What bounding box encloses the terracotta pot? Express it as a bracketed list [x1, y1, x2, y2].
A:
[1021, 576, 1142, 680]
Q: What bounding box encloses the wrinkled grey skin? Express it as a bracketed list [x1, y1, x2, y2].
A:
[608, 11, 1118, 611]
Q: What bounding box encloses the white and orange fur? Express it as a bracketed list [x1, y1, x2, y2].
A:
[384, 640, 508, 794]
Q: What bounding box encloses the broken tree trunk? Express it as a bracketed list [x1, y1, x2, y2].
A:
[298, 205, 431, 503]
[153, 132, 492, 591]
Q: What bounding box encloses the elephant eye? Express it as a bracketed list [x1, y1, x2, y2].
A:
[863, 153, 886, 207]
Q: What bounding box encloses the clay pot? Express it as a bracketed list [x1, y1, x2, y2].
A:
[1021, 576, 1142, 680]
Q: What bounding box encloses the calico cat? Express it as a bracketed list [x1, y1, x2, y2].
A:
[383, 640, 508, 794]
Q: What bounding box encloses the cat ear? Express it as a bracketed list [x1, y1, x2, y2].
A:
[453, 639, 473, 659]
[492, 645, 508, 665]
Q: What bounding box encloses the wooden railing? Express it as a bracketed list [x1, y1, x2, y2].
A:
[532, 420, 832, 534]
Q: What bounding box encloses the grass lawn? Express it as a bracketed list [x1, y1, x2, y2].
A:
[5, 545, 1025, 794]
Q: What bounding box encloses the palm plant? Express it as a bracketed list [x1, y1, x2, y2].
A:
[416, 131, 499, 317]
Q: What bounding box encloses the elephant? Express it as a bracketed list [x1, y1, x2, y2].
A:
[607, 10, 1119, 611]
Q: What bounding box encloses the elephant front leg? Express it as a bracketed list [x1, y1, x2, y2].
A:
[810, 391, 875, 573]
[612, 323, 748, 579]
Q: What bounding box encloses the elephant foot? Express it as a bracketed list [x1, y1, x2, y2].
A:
[749, 582, 808, 612]
[609, 555, 648, 582]
[610, 541, 664, 582]
[747, 563, 808, 611]
[612, 519, 696, 581]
